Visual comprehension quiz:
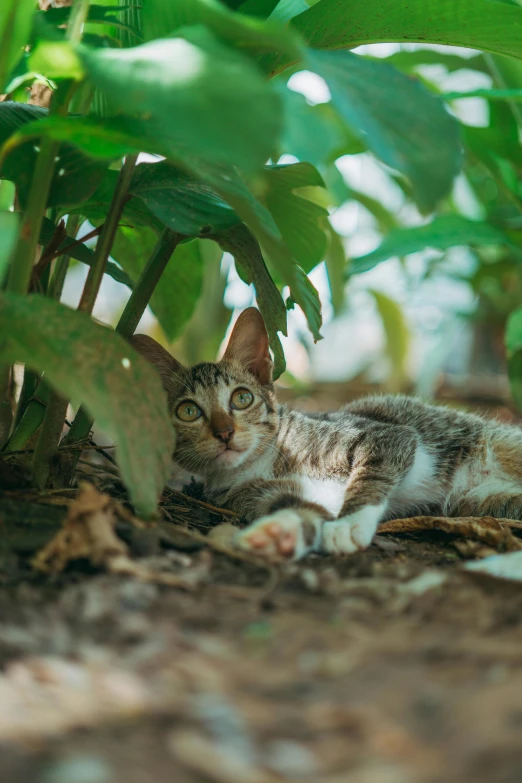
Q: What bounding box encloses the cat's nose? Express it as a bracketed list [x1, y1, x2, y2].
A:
[214, 426, 234, 444]
[210, 412, 235, 444]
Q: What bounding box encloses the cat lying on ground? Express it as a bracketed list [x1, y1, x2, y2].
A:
[132, 308, 522, 560]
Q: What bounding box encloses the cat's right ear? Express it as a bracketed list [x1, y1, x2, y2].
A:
[130, 334, 185, 400]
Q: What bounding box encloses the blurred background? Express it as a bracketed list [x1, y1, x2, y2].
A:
[13, 40, 518, 411]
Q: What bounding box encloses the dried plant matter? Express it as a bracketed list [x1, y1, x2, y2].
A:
[379, 515, 522, 552]
[33, 482, 208, 589]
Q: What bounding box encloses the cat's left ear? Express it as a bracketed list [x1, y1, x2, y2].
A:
[223, 308, 273, 385]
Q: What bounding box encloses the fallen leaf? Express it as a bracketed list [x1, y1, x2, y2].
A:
[379, 516, 522, 553]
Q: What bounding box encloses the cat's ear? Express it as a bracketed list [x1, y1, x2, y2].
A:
[130, 334, 185, 399]
[223, 308, 273, 385]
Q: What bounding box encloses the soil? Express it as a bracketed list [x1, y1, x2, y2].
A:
[1, 385, 522, 783]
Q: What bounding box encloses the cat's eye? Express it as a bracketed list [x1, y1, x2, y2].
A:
[231, 388, 254, 410]
[176, 401, 202, 422]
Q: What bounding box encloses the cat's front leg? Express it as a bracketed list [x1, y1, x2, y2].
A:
[322, 425, 418, 555]
[220, 478, 331, 561]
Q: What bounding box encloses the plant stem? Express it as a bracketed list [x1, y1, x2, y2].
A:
[48, 214, 81, 299]
[77, 153, 138, 313]
[116, 228, 182, 338]
[0, 366, 13, 449]
[6, 136, 62, 295]
[32, 391, 68, 488]
[4, 383, 50, 452]
[13, 368, 39, 429]
[5, 0, 88, 299]
[4, 0, 93, 473]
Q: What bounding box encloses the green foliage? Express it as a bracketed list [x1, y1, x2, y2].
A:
[3, 0, 522, 509]
[112, 228, 204, 341]
[0, 210, 18, 285]
[0, 292, 174, 516]
[307, 50, 462, 213]
[351, 217, 513, 275]
[291, 0, 522, 60]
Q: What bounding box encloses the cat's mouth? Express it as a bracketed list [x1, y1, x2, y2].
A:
[214, 445, 245, 464]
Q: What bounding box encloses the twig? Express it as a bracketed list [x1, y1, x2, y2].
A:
[162, 487, 238, 518]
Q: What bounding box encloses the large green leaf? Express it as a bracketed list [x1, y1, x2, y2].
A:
[265, 162, 329, 273]
[291, 0, 522, 61]
[141, 0, 299, 58]
[307, 50, 462, 213]
[214, 224, 288, 377]
[78, 27, 282, 176]
[277, 84, 358, 166]
[111, 227, 204, 341]
[0, 102, 109, 209]
[350, 216, 512, 276]
[0, 0, 37, 91]
[130, 161, 240, 237]
[0, 292, 174, 516]
[0, 210, 18, 286]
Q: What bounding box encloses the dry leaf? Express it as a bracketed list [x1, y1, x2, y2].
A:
[32, 483, 206, 590]
[379, 515, 522, 553]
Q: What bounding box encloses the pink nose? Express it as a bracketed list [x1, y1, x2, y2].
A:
[214, 427, 234, 444]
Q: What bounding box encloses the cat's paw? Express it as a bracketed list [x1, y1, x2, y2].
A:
[322, 504, 384, 555]
[234, 509, 320, 561]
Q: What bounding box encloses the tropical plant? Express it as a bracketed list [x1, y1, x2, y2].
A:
[1, 0, 522, 515]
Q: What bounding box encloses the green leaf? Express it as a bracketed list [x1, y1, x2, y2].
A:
[38, 4, 143, 41]
[0, 210, 19, 286]
[506, 307, 522, 411]
[351, 216, 512, 276]
[443, 88, 522, 101]
[0, 102, 109, 209]
[39, 217, 134, 288]
[291, 0, 522, 61]
[269, 0, 309, 23]
[214, 224, 287, 377]
[277, 84, 357, 166]
[382, 50, 488, 75]
[141, 0, 300, 59]
[265, 162, 328, 273]
[130, 161, 240, 237]
[29, 41, 84, 80]
[0, 0, 37, 91]
[112, 227, 204, 341]
[369, 289, 410, 390]
[307, 50, 462, 213]
[238, 0, 280, 16]
[78, 27, 282, 175]
[0, 292, 174, 516]
[324, 223, 346, 316]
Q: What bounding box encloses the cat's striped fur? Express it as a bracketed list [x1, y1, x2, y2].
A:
[132, 308, 522, 560]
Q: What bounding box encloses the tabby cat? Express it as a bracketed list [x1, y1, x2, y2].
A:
[132, 308, 522, 560]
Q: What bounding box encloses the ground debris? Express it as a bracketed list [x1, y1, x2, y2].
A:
[379, 515, 522, 553]
[465, 550, 522, 581]
[32, 483, 210, 590]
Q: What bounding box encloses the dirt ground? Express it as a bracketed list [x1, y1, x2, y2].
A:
[1, 384, 522, 783]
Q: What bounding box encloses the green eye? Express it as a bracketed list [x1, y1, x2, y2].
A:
[176, 401, 202, 422]
[231, 388, 253, 410]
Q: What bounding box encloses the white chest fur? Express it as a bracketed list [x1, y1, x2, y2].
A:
[298, 475, 347, 517]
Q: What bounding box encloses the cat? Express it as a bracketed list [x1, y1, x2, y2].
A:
[131, 307, 522, 560]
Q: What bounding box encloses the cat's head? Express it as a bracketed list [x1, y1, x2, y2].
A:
[131, 308, 278, 476]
